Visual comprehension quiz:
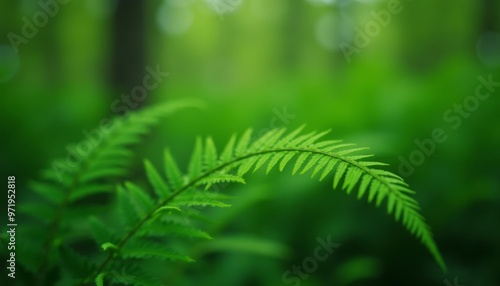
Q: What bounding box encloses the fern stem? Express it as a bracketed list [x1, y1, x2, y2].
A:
[84, 147, 419, 284]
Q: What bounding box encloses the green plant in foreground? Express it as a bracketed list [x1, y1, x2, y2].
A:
[9, 101, 446, 286]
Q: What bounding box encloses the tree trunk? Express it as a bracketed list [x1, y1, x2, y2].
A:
[110, 1, 146, 109]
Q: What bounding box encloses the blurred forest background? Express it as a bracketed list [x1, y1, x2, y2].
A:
[1, 0, 499, 285]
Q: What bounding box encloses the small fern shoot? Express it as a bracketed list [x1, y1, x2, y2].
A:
[83, 126, 446, 285]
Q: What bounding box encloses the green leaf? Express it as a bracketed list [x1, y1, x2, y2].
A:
[109, 266, 163, 286]
[319, 159, 338, 181]
[22, 100, 201, 284]
[279, 152, 296, 171]
[138, 222, 213, 240]
[188, 137, 203, 179]
[235, 129, 253, 156]
[153, 206, 182, 216]
[198, 173, 245, 190]
[164, 149, 184, 190]
[357, 174, 372, 199]
[122, 241, 194, 262]
[29, 181, 64, 205]
[89, 217, 114, 245]
[220, 134, 237, 162]
[80, 168, 128, 183]
[101, 242, 118, 252]
[292, 152, 311, 175]
[93, 126, 447, 281]
[124, 182, 155, 217]
[276, 125, 305, 146]
[253, 153, 273, 173]
[300, 154, 322, 175]
[250, 128, 286, 151]
[333, 162, 348, 189]
[144, 159, 170, 198]
[117, 185, 140, 226]
[171, 198, 231, 208]
[69, 184, 112, 202]
[266, 153, 285, 174]
[344, 167, 363, 194]
[95, 273, 104, 286]
[237, 156, 259, 177]
[204, 137, 218, 170]
[59, 246, 94, 279]
[300, 130, 331, 147]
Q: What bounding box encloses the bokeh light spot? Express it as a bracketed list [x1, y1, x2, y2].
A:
[156, 1, 194, 36]
[477, 31, 500, 67]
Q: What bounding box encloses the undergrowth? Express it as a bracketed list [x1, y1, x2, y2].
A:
[1, 100, 446, 285]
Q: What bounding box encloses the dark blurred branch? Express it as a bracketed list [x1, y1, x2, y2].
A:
[110, 1, 146, 109]
[481, 0, 499, 31]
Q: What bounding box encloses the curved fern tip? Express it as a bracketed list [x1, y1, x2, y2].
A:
[159, 126, 445, 272]
[101, 242, 118, 252]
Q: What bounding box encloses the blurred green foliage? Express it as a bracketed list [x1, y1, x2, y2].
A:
[1, 0, 499, 285]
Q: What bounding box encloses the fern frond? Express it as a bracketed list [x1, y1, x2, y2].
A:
[121, 240, 194, 262]
[89, 217, 116, 246]
[108, 266, 163, 286]
[198, 173, 245, 190]
[163, 149, 185, 190]
[220, 134, 236, 163]
[188, 137, 203, 179]
[137, 221, 213, 240]
[29, 181, 65, 205]
[21, 101, 197, 284]
[204, 137, 218, 170]
[69, 184, 112, 202]
[144, 159, 170, 198]
[265, 152, 286, 174]
[123, 182, 155, 218]
[170, 198, 231, 208]
[95, 273, 104, 286]
[235, 128, 252, 156]
[101, 242, 119, 252]
[173, 127, 447, 270]
[85, 126, 446, 284]
[59, 246, 95, 279]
